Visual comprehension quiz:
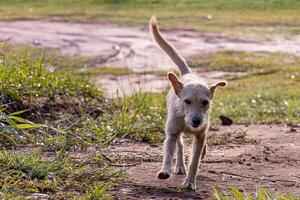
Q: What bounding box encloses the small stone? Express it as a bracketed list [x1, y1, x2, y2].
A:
[33, 40, 41, 45]
[219, 115, 233, 126]
[265, 157, 269, 161]
[290, 128, 297, 133]
[209, 126, 220, 131]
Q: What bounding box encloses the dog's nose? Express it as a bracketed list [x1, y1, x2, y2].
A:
[192, 117, 202, 127]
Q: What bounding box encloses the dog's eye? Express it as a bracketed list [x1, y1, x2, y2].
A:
[202, 100, 209, 106]
[184, 99, 191, 105]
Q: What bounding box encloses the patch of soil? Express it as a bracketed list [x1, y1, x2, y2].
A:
[104, 125, 300, 199]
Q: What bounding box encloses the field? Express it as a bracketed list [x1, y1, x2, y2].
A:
[0, 1, 300, 199]
[0, 0, 300, 35]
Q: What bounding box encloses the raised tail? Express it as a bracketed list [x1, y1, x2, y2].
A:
[149, 15, 192, 75]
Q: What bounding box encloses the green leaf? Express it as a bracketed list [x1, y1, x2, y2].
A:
[9, 109, 30, 116]
[7, 91, 21, 102]
[14, 123, 44, 129]
[9, 116, 33, 124]
[213, 188, 228, 200]
[230, 187, 245, 200]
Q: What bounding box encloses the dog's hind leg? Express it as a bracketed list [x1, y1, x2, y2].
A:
[183, 133, 206, 190]
[174, 135, 186, 174]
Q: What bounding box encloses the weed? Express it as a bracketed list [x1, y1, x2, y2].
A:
[213, 187, 299, 200]
[82, 92, 167, 144]
[0, 42, 119, 198]
[0, 151, 118, 198]
[0, 45, 101, 103]
[0, 106, 43, 145]
[85, 182, 112, 200]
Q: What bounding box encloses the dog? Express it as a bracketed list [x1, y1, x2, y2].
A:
[149, 15, 227, 190]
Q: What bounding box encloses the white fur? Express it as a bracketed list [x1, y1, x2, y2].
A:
[150, 15, 226, 190]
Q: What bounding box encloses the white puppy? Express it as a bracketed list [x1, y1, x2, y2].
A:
[149, 15, 226, 190]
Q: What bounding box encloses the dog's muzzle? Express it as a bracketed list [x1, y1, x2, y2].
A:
[191, 117, 202, 128]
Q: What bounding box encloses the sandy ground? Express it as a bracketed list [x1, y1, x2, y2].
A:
[106, 125, 300, 199]
[1, 20, 300, 96]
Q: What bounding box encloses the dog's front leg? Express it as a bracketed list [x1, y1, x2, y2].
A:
[157, 133, 178, 179]
[183, 133, 206, 190]
[175, 135, 186, 174]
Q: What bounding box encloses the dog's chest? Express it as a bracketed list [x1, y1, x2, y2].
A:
[183, 125, 207, 136]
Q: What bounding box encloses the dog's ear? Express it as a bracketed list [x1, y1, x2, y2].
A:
[209, 81, 227, 98]
[168, 72, 183, 95]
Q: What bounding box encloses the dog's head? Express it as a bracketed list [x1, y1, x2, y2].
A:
[168, 72, 226, 131]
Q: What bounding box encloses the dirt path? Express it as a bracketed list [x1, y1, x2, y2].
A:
[1, 20, 300, 95]
[105, 125, 300, 199]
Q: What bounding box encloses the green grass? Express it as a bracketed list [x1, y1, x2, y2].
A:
[189, 51, 300, 73]
[0, 107, 43, 145]
[0, 42, 121, 198]
[0, 43, 167, 197]
[188, 51, 300, 125]
[0, 45, 100, 101]
[114, 92, 166, 143]
[213, 187, 299, 200]
[0, 151, 118, 199]
[0, 43, 166, 144]
[0, 0, 300, 35]
[212, 68, 300, 125]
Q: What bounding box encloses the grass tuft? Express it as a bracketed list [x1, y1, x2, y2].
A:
[213, 187, 299, 200]
[0, 45, 100, 101]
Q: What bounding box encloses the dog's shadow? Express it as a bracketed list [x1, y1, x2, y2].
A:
[119, 174, 214, 199]
[126, 183, 210, 199]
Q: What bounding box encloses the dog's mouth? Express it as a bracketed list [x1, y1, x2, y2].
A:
[186, 122, 204, 131]
[191, 123, 201, 128]
[185, 117, 207, 131]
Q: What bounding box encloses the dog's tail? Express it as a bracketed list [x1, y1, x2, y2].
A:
[149, 15, 192, 75]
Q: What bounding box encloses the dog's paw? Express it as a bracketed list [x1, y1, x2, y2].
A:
[182, 179, 196, 190]
[174, 165, 186, 174]
[157, 170, 170, 179]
